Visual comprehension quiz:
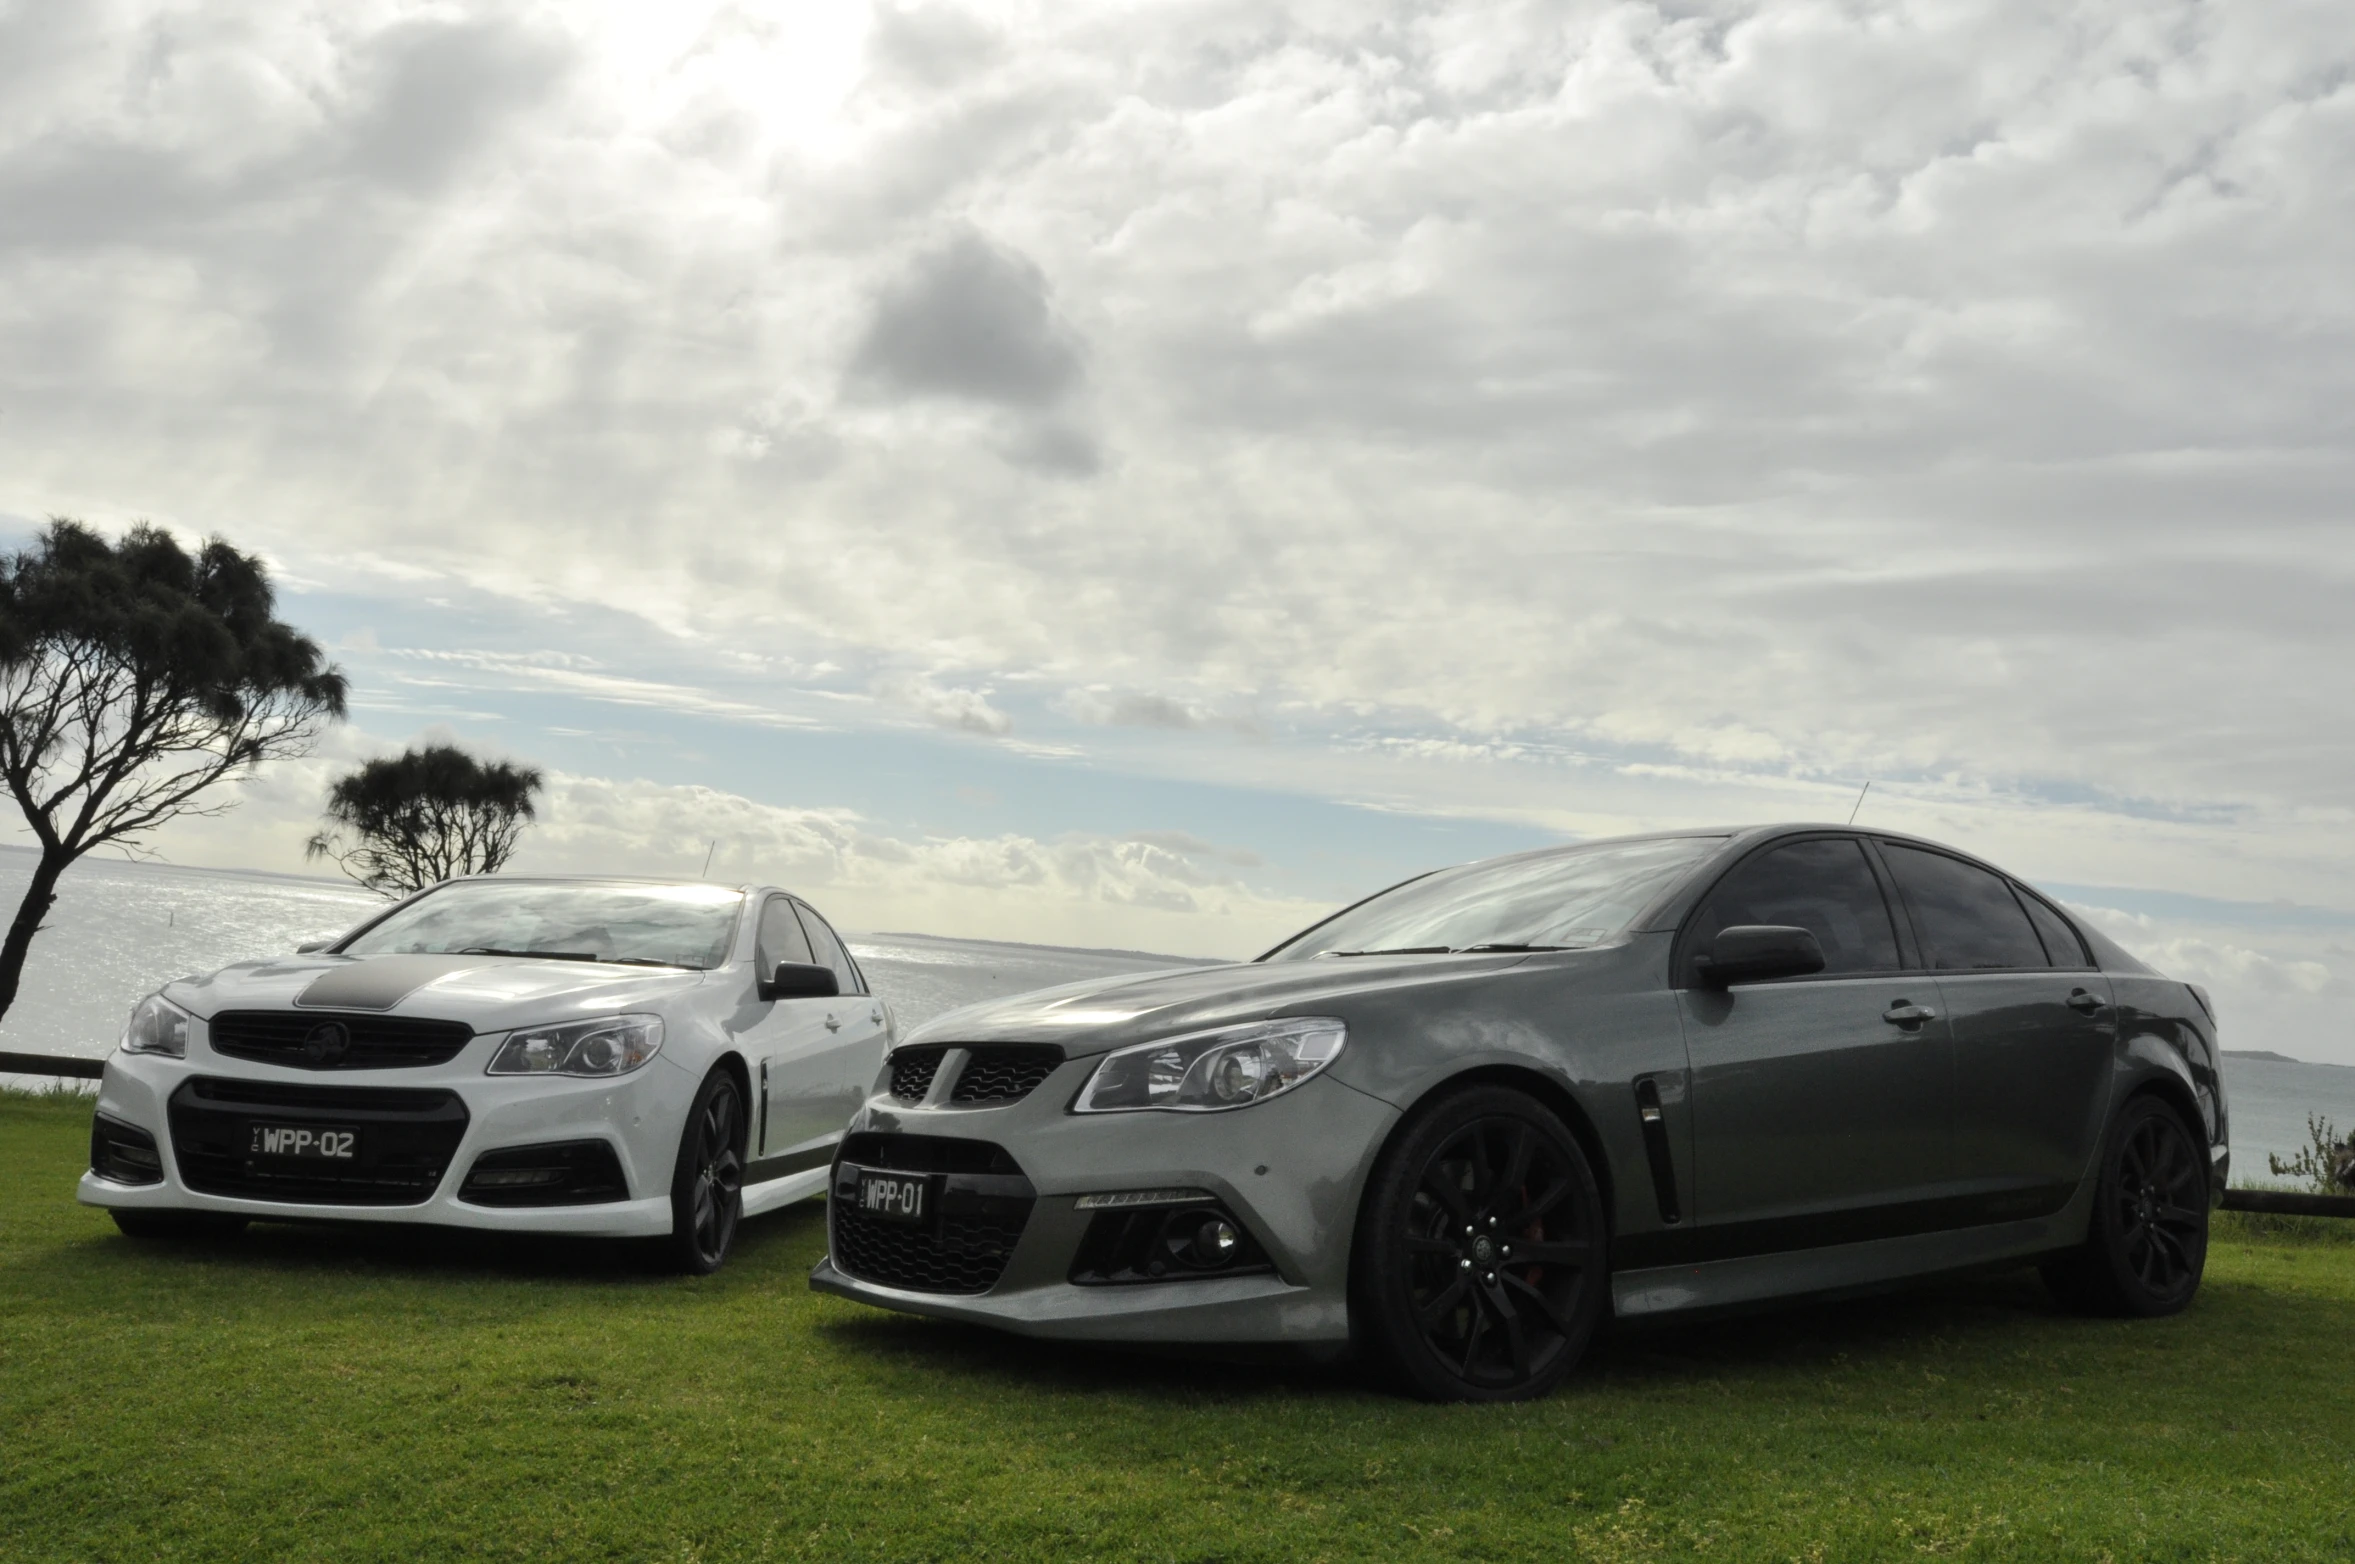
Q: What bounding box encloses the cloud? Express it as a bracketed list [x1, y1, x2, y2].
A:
[5, 0, 2355, 988]
[875, 673, 1012, 735]
[849, 230, 1083, 408]
[509, 772, 1317, 955]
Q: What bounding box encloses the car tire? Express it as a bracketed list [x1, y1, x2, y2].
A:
[1350, 1084, 1609, 1402]
[660, 1068, 746, 1276]
[110, 1210, 248, 1242]
[2041, 1093, 2209, 1318]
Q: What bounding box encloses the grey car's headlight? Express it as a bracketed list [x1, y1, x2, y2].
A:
[1071, 1017, 1346, 1114]
[122, 994, 191, 1058]
[487, 1014, 664, 1077]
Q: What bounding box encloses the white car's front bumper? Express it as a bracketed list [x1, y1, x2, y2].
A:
[76, 1044, 704, 1236]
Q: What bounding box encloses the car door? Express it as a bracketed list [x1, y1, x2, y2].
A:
[1679, 835, 1955, 1238]
[744, 895, 841, 1172]
[790, 901, 888, 1137]
[1876, 844, 2114, 1214]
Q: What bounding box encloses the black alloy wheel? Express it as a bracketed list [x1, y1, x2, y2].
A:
[110, 1210, 248, 1242]
[662, 1070, 746, 1276]
[2043, 1094, 2208, 1317]
[1353, 1085, 1608, 1402]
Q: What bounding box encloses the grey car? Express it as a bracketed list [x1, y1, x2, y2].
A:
[810, 825, 2225, 1400]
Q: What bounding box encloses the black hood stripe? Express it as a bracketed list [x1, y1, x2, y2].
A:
[295, 955, 500, 1012]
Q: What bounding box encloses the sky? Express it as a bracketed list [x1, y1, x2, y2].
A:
[3, 0, 2354, 1056]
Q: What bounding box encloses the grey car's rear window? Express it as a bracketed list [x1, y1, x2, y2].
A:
[1880, 846, 2047, 970]
[342, 881, 745, 970]
[1263, 837, 1724, 961]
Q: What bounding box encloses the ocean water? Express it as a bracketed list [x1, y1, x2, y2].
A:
[5, 849, 2352, 1180]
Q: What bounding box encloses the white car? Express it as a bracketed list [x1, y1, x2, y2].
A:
[78, 877, 890, 1273]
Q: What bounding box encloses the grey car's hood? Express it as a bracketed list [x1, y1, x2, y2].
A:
[901, 949, 1553, 1057]
[164, 952, 708, 1032]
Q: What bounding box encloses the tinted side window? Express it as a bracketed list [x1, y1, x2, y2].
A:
[1689, 838, 1900, 977]
[794, 904, 862, 994]
[2015, 887, 2092, 969]
[1881, 846, 2046, 970]
[756, 896, 814, 973]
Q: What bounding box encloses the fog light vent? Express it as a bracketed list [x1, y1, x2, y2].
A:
[1069, 1200, 1272, 1286]
[90, 1114, 165, 1186]
[458, 1140, 628, 1207]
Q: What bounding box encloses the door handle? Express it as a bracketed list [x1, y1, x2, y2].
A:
[1882, 1002, 1938, 1027]
[2066, 989, 2104, 1014]
[824, 1013, 842, 1031]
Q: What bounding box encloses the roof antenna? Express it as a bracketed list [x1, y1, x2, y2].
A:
[1846, 780, 1872, 826]
[701, 839, 717, 878]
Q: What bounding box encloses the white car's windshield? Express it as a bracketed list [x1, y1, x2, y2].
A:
[340, 881, 745, 970]
[1262, 837, 1724, 961]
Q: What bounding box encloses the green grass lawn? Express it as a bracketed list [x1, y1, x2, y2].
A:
[5, 1090, 2353, 1562]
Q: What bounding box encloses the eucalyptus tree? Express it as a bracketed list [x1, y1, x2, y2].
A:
[306, 744, 544, 897]
[0, 520, 347, 1022]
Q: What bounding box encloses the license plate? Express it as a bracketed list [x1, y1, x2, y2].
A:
[854, 1169, 930, 1225]
[248, 1123, 360, 1161]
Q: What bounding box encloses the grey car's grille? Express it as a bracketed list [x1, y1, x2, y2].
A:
[833, 1204, 1030, 1294]
[887, 1047, 947, 1102]
[948, 1046, 1063, 1105]
[830, 1135, 1035, 1294]
[208, 1010, 474, 1071]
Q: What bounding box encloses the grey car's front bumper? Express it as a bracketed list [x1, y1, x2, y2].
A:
[809, 1068, 1400, 1344]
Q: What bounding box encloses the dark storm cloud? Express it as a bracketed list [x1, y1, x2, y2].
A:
[341, 18, 575, 194]
[848, 231, 1084, 408]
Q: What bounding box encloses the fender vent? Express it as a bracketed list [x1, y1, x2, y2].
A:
[1634, 1076, 1682, 1225]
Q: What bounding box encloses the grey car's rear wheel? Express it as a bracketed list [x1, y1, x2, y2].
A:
[1353, 1085, 1608, 1402]
[2042, 1094, 2208, 1317]
[661, 1070, 745, 1276]
[110, 1210, 248, 1241]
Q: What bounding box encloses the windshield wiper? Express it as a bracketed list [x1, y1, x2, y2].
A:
[454, 947, 605, 963]
[1320, 943, 1574, 958]
[454, 947, 694, 969]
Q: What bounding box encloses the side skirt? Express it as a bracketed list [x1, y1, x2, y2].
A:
[740, 1136, 836, 1218]
[1610, 1177, 2097, 1319]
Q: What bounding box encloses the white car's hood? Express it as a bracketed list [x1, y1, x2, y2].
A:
[165, 952, 708, 1033]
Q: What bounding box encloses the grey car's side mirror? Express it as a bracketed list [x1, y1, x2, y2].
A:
[294, 940, 330, 954]
[1695, 925, 1825, 989]
[760, 961, 839, 1002]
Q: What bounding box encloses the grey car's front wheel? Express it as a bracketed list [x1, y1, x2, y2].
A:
[660, 1069, 745, 1276]
[2042, 1093, 2208, 1317]
[1352, 1085, 1608, 1402]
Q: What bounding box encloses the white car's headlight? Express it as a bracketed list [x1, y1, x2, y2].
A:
[1071, 1017, 1346, 1114]
[486, 1014, 664, 1078]
[122, 994, 191, 1058]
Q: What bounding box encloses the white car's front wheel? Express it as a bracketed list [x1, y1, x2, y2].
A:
[660, 1069, 745, 1275]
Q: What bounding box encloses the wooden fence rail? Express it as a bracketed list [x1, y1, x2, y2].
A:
[2219, 1187, 2355, 1219]
[0, 1050, 105, 1080]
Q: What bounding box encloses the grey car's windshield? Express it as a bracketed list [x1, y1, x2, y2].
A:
[1263, 837, 1724, 961]
[340, 881, 746, 970]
